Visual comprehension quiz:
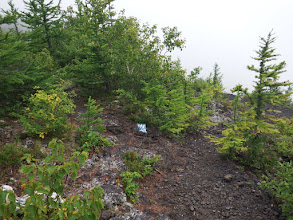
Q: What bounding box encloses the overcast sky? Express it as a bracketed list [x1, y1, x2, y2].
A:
[2, 0, 293, 92]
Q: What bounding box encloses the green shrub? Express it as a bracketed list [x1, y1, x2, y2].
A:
[118, 82, 192, 135]
[19, 85, 75, 138]
[159, 88, 190, 134]
[120, 171, 142, 204]
[208, 106, 279, 169]
[274, 117, 293, 159]
[121, 151, 161, 203]
[0, 138, 104, 219]
[123, 151, 161, 177]
[262, 162, 293, 217]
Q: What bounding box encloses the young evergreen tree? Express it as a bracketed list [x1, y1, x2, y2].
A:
[247, 31, 291, 120]
[211, 63, 222, 88]
[209, 31, 292, 168]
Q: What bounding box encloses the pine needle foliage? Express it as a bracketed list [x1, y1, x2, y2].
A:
[76, 97, 113, 152]
[247, 31, 292, 120]
[21, 0, 62, 54]
[209, 31, 292, 169]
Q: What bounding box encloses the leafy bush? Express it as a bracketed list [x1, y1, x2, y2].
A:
[123, 151, 161, 177]
[121, 151, 161, 203]
[0, 138, 104, 219]
[209, 105, 280, 169]
[262, 162, 293, 218]
[19, 84, 75, 138]
[274, 117, 293, 159]
[76, 97, 114, 152]
[120, 171, 142, 204]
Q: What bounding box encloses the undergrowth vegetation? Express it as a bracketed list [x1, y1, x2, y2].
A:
[76, 97, 114, 152]
[121, 151, 161, 203]
[19, 83, 76, 138]
[0, 0, 293, 218]
[0, 139, 104, 219]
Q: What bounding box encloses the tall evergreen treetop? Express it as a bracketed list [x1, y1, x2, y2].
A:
[21, 0, 62, 53]
[247, 31, 291, 120]
[1, 0, 20, 34]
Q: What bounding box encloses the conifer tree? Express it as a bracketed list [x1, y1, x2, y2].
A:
[209, 31, 292, 167]
[211, 63, 222, 88]
[21, 0, 62, 54]
[1, 0, 20, 35]
[0, 29, 31, 112]
[247, 31, 291, 120]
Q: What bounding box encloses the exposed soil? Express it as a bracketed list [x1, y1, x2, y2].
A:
[100, 105, 286, 220]
[1, 97, 293, 220]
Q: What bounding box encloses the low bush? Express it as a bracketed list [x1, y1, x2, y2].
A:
[0, 138, 104, 219]
[262, 162, 293, 218]
[121, 151, 161, 203]
[123, 151, 161, 177]
[19, 84, 75, 138]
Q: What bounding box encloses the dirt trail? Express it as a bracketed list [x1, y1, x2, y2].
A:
[101, 108, 285, 220]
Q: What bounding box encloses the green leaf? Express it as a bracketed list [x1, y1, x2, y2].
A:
[78, 155, 86, 166]
[57, 154, 65, 163]
[25, 186, 35, 195]
[84, 190, 90, 200]
[47, 165, 57, 176]
[71, 172, 77, 180]
[71, 164, 79, 173]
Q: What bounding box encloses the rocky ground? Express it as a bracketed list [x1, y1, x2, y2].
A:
[1, 98, 293, 220]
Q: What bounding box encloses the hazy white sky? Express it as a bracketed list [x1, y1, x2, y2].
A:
[113, 0, 293, 91]
[2, 0, 293, 91]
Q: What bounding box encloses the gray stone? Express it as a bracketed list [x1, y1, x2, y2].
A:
[16, 194, 29, 207]
[156, 214, 170, 220]
[121, 202, 133, 212]
[105, 135, 118, 143]
[224, 174, 234, 182]
[111, 208, 149, 220]
[98, 157, 123, 171]
[0, 127, 14, 140]
[102, 184, 127, 209]
[91, 177, 102, 187]
[81, 159, 95, 170]
[100, 210, 113, 220]
[25, 139, 34, 148]
[81, 182, 92, 189]
[106, 120, 123, 134]
[210, 113, 232, 124]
